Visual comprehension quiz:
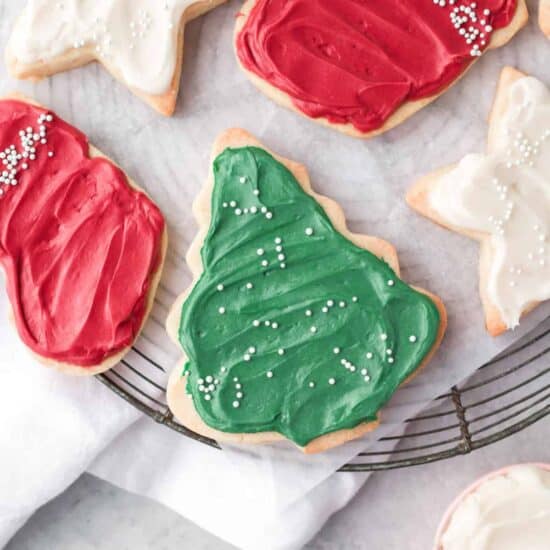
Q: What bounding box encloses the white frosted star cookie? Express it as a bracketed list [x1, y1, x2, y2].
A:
[5, 0, 227, 115]
[407, 67, 550, 336]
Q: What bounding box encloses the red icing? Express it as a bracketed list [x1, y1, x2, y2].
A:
[236, 0, 518, 133]
[0, 100, 164, 367]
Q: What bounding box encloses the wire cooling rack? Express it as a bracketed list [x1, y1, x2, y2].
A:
[96, 315, 550, 472]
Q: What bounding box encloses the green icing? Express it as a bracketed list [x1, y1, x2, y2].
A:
[178, 146, 441, 446]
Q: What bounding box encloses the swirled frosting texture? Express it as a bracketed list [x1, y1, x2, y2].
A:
[178, 146, 441, 446]
[0, 100, 165, 366]
[236, 0, 517, 133]
[441, 465, 550, 550]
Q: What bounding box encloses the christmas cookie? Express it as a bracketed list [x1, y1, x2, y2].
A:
[541, 0, 550, 36]
[166, 129, 446, 453]
[0, 96, 167, 374]
[407, 67, 550, 336]
[234, 0, 528, 138]
[6, 0, 227, 116]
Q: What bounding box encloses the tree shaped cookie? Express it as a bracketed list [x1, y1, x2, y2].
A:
[166, 129, 446, 453]
[6, 0, 227, 115]
[0, 96, 167, 374]
[542, 0, 550, 36]
[407, 67, 549, 336]
[234, 0, 528, 138]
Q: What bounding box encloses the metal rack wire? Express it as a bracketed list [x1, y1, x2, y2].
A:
[97, 318, 550, 472]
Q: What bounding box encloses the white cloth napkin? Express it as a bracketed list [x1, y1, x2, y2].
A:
[0, 290, 369, 550]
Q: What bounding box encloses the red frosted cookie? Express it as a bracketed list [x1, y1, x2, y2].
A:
[0, 97, 167, 374]
[235, 0, 528, 138]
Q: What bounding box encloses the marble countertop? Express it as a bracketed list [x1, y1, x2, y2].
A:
[7, 418, 549, 550]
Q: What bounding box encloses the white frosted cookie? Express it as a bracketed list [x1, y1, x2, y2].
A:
[407, 67, 550, 336]
[6, 0, 227, 115]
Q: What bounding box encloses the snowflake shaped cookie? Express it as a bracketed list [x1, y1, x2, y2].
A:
[408, 67, 550, 335]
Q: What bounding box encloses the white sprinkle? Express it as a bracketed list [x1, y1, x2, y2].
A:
[253, 320, 260, 327]
[333, 347, 341, 354]
[233, 401, 240, 408]
[248, 346, 256, 354]
[388, 357, 394, 364]
[266, 371, 274, 378]
[239, 176, 246, 183]
[380, 334, 388, 341]
[206, 376, 213, 383]
[310, 326, 317, 333]
[387, 280, 395, 287]
[366, 352, 373, 359]
[272, 322, 279, 329]
[236, 392, 243, 399]
[275, 237, 282, 244]
[218, 307, 226, 314]
[217, 284, 224, 292]
[257, 248, 265, 256]
[305, 227, 314, 236]
[409, 335, 417, 343]
[352, 296, 358, 302]
[328, 378, 336, 385]
[305, 309, 313, 317]
[309, 382, 315, 388]
[278, 348, 285, 355]
[246, 282, 253, 289]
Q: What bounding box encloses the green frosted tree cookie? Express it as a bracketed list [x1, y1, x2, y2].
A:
[176, 145, 442, 447]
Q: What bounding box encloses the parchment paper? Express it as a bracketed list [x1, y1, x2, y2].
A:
[0, 0, 548, 516]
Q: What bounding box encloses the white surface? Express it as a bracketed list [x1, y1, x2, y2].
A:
[0, 289, 368, 550]
[6, 419, 550, 550]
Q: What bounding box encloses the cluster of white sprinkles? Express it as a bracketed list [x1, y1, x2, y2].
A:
[203, 172, 423, 405]
[53, 2, 179, 56]
[196, 375, 220, 402]
[487, 128, 549, 281]
[0, 112, 54, 197]
[434, 0, 494, 57]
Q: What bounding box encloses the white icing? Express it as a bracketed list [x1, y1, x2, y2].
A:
[429, 76, 550, 329]
[8, 0, 199, 95]
[441, 465, 550, 550]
